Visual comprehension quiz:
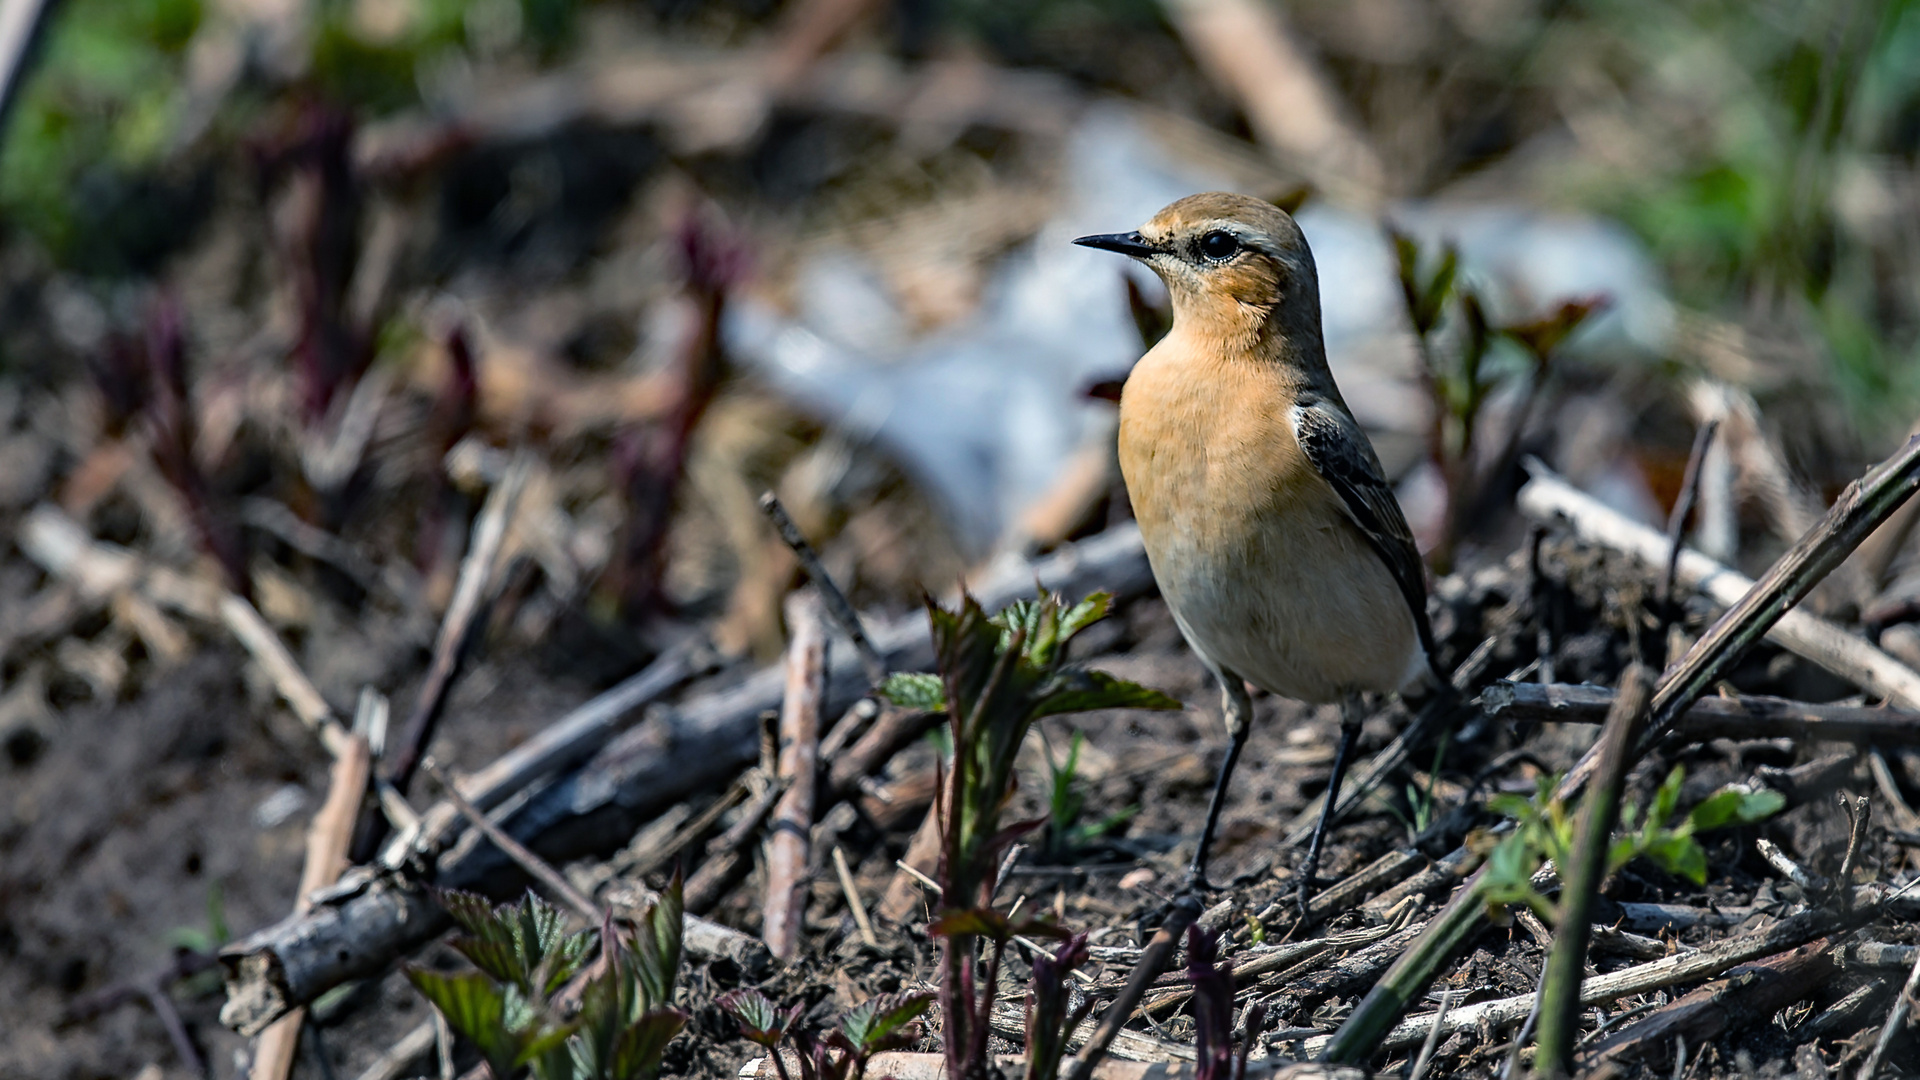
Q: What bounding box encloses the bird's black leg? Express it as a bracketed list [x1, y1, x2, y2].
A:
[1187, 674, 1254, 892]
[1298, 693, 1365, 915]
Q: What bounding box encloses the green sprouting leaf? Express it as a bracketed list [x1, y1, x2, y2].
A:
[718, 989, 797, 1048]
[516, 894, 574, 975]
[1653, 765, 1685, 826]
[519, 1018, 582, 1070]
[438, 890, 530, 987]
[634, 874, 684, 1012]
[840, 991, 933, 1053]
[880, 672, 946, 711]
[1487, 793, 1536, 821]
[406, 967, 523, 1079]
[1642, 833, 1709, 885]
[1688, 787, 1786, 831]
[1056, 593, 1112, 644]
[1030, 669, 1182, 718]
[608, 1009, 688, 1080]
[928, 906, 1067, 943]
[1606, 836, 1639, 877]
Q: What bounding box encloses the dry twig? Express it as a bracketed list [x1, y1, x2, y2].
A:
[763, 591, 826, 960]
[252, 733, 373, 1080]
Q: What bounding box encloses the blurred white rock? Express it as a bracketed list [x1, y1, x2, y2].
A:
[724, 104, 1672, 553]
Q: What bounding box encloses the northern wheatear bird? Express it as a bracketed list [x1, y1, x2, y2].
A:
[1075, 193, 1444, 902]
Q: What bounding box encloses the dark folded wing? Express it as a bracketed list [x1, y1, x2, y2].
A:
[1291, 398, 1441, 674]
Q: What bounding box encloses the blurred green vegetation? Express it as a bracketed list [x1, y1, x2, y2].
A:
[1, 0, 202, 267]
[4, 0, 1920, 433]
[0, 0, 579, 267]
[1573, 0, 1920, 432]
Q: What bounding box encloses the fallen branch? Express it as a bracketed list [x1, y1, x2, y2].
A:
[1582, 938, 1839, 1068]
[1480, 680, 1920, 745]
[386, 452, 531, 793]
[220, 525, 1152, 1033]
[387, 639, 705, 868]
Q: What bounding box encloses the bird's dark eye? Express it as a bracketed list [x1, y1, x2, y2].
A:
[1198, 230, 1239, 260]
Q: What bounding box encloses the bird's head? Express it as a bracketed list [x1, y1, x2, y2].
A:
[1074, 192, 1320, 356]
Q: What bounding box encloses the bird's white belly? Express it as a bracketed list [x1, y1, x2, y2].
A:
[1146, 505, 1425, 704]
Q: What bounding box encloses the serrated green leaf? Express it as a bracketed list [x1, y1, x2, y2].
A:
[880, 672, 945, 710]
[407, 967, 522, 1079]
[840, 991, 933, 1052]
[635, 874, 683, 1012]
[437, 890, 530, 987]
[610, 1009, 687, 1080]
[1030, 669, 1182, 718]
[1057, 593, 1111, 644]
[718, 988, 796, 1048]
[518, 1019, 581, 1068]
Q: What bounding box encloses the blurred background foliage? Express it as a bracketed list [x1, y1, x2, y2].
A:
[8, 0, 1920, 434]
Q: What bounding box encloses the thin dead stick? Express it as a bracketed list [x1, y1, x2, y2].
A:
[1066, 893, 1204, 1080]
[1407, 991, 1458, 1080]
[759, 492, 886, 688]
[1311, 904, 1869, 1057]
[684, 772, 788, 914]
[879, 801, 945, 922]
[252, 733, 374, 1080]
[1481, 680, 1920, 745]
[894, 858, 942, 894]
[388, 452, 532, 793]
[1756, 839, 1824, 892]
[1661, 420, 1720, 612]
[352, 1021, 437, 1080]
[1518, 455, 1920, 716]
[216, 594, 421, 836]
[1858, 940, 1920, 1080]
[617, 775, 750, 878]
[63, 949, 221, 1022]
[145, 983, 208, 1077]
[834, 846, 879, 947]
[422, 758, 601, 923]
[435, 1011, 455, 1080]
[764, 591, 827, 960]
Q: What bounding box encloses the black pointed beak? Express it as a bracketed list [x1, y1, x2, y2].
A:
[1073, 231, 1157, 258]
